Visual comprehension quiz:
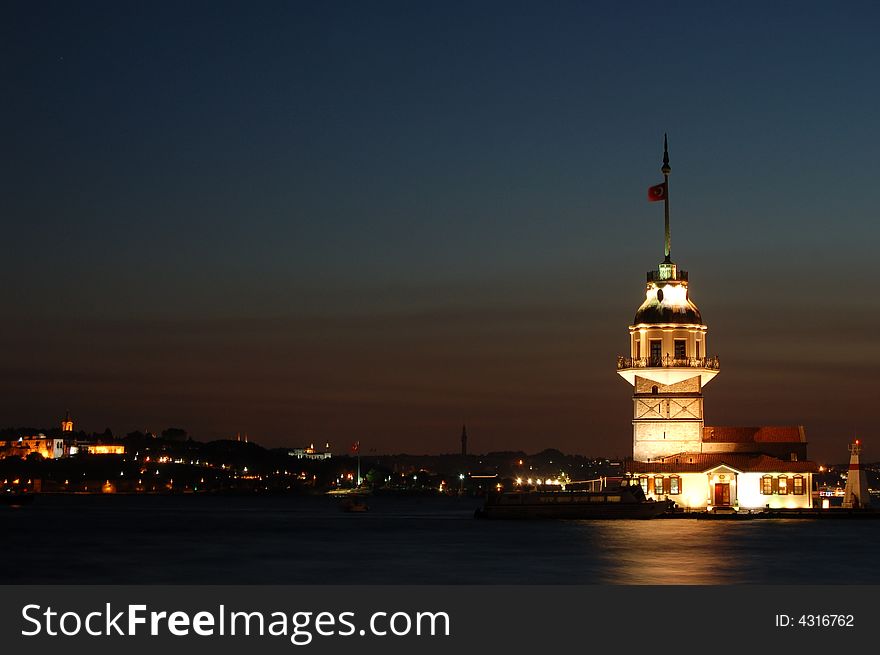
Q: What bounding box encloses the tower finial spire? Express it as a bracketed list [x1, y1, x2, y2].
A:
[662, 133, 670, 173]
[661, 133, 671, 262]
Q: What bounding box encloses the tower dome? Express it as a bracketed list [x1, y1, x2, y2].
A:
[633, 273, 702, 326]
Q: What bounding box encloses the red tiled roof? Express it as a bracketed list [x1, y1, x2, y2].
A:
[626, 453, 818, 474]
[702, 426, 805, 443]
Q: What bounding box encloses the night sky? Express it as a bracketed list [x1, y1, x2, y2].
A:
[4, 1, 880, 461]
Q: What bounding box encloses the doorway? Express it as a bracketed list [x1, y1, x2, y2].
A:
[714, 483, 731, 506]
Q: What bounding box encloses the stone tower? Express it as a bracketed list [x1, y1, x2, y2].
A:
[617, 137, 720, 462]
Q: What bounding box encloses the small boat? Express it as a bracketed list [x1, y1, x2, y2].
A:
[477, 482, 672, 520]
[1, 490, 35, 507]
[340, 497, 369, 513]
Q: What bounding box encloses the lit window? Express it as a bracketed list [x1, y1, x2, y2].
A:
[654, 476, 665, 495]
[669, 476, 680, 495]
[639, 476, 648, 494]
[674, 339, 686, 360]
[778, 476, 788, 495]
[650, 340, 662, 365]
[792, 476, 804, 495]
[761, 476, 773, 495]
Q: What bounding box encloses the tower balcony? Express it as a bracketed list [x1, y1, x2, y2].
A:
[647, 268, 687, 282]
[616, 355, 720, 387]
[617, 355, 719, 371]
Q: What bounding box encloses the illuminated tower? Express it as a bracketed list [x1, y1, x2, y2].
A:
[61, 410, 74, 433]
[842, 439, 870, 508]
[617, 137, 720, 461]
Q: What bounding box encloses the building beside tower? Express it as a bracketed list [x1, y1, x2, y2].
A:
[618, 138, 817, 511]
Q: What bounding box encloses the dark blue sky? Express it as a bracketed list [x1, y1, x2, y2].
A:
[4, 1, 879, 460]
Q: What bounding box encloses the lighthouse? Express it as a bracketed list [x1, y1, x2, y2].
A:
[842, 440, 871, 508]
[617, 136, 720, 462]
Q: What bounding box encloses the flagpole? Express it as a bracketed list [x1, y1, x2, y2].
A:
[662, 133, 671, 262]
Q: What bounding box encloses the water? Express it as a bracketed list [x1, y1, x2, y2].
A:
[3, 495, 880, 584]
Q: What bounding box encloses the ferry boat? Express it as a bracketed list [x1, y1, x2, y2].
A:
[1, 489, 35, 507]
[477, 481, 672, 520]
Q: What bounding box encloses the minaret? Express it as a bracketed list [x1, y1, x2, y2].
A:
[461, 424, 468, 456]
[842, 439, 870, 508]
[617, 136, 720, 462]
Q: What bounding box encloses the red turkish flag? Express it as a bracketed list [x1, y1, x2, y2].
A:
[647, 182, 666, 202]
[350, 441, 360, 453]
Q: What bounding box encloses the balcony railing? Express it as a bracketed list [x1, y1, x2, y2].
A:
[647, 269, 687, 282]
[616, 355, 720, 370]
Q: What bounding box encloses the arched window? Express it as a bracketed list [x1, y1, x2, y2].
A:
[760, 475, 773, 495]
[651, 385, 659, 394]
[669, 476, 681, 495]
[792, 475, 805, 495]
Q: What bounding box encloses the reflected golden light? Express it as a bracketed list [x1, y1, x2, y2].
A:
[590, 522, 756, 584]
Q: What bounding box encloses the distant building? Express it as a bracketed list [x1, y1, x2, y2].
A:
[288, 443, 331, 460]
[0, 412, 125, 458]
[61, 410, 74, 433]
[0, 435, 65, 459]
[617, 140, 816, 511]
[77, 444, 125, 455]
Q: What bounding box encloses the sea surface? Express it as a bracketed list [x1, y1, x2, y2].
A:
[3, 494, 880, 584]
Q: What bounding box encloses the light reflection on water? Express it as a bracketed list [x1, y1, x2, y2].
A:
[3, 496, 879, 584]
[586, 521, 762, 584]
[583, 519, 880, 584]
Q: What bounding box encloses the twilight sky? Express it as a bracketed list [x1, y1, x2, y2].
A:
[4, 1, 880, 461]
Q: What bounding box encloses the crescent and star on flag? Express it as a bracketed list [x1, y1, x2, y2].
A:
[647, 182, 666, 201]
